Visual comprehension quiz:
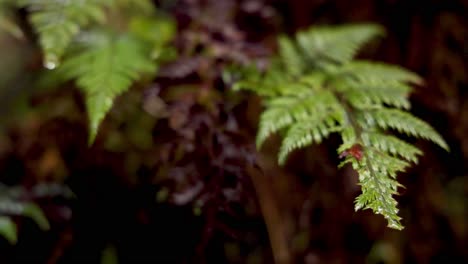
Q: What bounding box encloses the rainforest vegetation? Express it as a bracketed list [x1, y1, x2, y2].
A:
[0, 0, 466, 263]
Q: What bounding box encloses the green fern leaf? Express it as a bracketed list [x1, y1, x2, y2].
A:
[296, 24, 385, 64]
[347, 89, 410, 109]
[364, 108, 449, 150]
[257, 90, 339, 148]
[366, 150, 410, 177]
[279, 112, 342, 164]
[352, 157, 404, 230]
[340, 148, 406, 230]
[256, 107, 294, 148]
[278, 35, 306, 76]
[0, 217, 17, 244]
[59, 34, 156, 143]
[339, 60, 423, 85]
[350, 86, 410, 109]
[334, 78, 412, 109]
[233, 65, 287, 97]
[18, 0, 106, 68]
[361, 132, 423, 162]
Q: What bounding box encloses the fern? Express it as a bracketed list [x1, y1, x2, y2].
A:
[17, 0, 107, 68]
[295, 24, 385, 64]
[0, 217, 17, 244]
[0, 184, 51, 244]
[15, 0, 156, 68]
[362, 108, 449, 150]
[53, 32, 157, 143]
[235, 23, 449, 230]
[12, 0, 176, 143]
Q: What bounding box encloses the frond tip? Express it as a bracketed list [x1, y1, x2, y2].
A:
[296, 24, 385, 63]
[57, 34, 157, 143]
[235, 23, 449, 230]
[364, 108, 449, 151]
[18, 0, 106, 68]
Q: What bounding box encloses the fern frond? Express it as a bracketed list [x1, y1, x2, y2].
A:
[366, 150, 410, 177]
[340, 60, 423, 85]
[235, 23, 449, 230]
[361, 132, 423, 163]
[333, 77, 412, 109]
[351, 156, 404, 230]
[363, 108, 449, 150]
[18, 0, 106, 68]
[0, 217, 17, 244]
[337, 144, 406, 229]
[233, 64, 287, 97]
[278, 35, 306, 76]
[257, 90, 340, 148]
[278, 111, 343, 164]
[296, 24, 385, 64]
[129, 15, 176, 59]
[357, 87, 409, 109]
[347, 89, 410, 109]
[58, 33, 156, 143]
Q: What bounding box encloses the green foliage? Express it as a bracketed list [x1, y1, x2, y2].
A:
[235, 24, 449, 230]
[0, 1, 23, 38]
[295, 24, 385, 64]
[0, 216, 17, 244]
[17, 0, 107, 68]
[15, 0, 156, 68]
[0, 184, 51, 244]
[55, 33, 157, 143]
[5, 0, 175, 143]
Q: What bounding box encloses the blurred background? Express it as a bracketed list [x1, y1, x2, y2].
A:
[0, 0, 466, 263]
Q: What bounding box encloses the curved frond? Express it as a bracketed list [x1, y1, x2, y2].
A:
[0, 217, 17, 244]
[351, 156, 404, 230]
[340, 60, 423, 85]
[278, 35, 306, 76]
[340, 148, 408, 230]
[233, 64, 290, 97]
[257, 91, 340, 148]
[361, 132, 423, 162]
[364, 108, 449, 150]
[18, 0, 106, 67]
[279, 112, 342, 164]
[335, 79, 412, 109]
[59, 34, 157, 143]
[296, 24, 385, 63]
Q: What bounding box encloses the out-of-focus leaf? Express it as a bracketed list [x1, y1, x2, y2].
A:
[129, 15, 176, 59]
[101, 244, 119, 264]
[23, 203, 50, 231]
[30, 183, 75, 199]
[55, 33, 157, 143]
[18, 0, 107, 68]
[0, 216, 17, 244]
[111, 0, 155, 14]
[0, 10, 23, 38]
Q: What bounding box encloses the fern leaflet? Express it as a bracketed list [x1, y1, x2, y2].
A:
[18, 0, 106, 68]
[61, 34, 156, 143]
[296, 24, 384, 64]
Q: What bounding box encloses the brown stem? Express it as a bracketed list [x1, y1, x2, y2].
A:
[246, 164, 291, 264]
